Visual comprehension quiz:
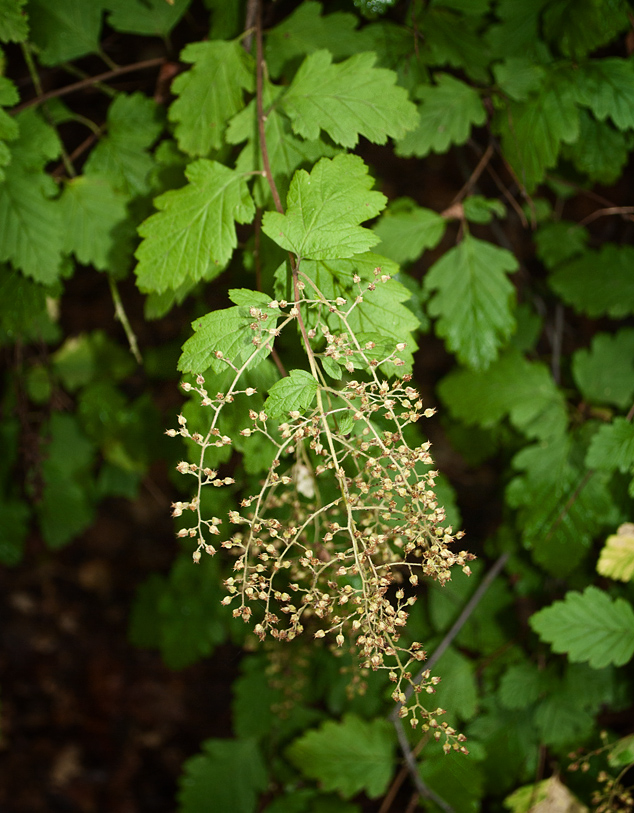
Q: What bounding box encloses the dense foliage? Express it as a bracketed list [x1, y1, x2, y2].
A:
[3, 0, 634, 810]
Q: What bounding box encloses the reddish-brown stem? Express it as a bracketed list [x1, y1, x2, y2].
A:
[450, 142, 494, 206]
[12, 57, 166, 113]
[255, 2, 283, 215]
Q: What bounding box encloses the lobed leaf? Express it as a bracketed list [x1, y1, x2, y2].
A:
[28, 0, 103, 65]
[0, 0, 28, 42]
[177, 738, 268, 813]
[424, 233, 518, 370]
[529, 586, 634, 669]
[169, 39, 254, 156]
[105, 0, 190, 36]
[373, 198, 446, 265]
[549, 244, 634, 318]
[396, 73, 486, 158]
[586, 418, 634, 474]
[264, 370, 318, 419]
[577, 57, 634, 130]
[572, 329, 634, 409]
[262, 155, 386, 261]
[280, 50, 418, 149]
[178, 294, 279, 375]
[135, 159, 255, 294]
[597, 524, 634, 583]
[287, 714, 396, 799]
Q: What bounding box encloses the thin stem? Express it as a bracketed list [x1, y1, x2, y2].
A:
[108, 277, 143, 365]
[450, 142, 494, 206]
[255, 0, 283, 215]
[12, 57, 166, 113]
[579, 206, 634, 227]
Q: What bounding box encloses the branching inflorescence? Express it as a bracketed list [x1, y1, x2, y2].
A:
[167, 267, 474, 751]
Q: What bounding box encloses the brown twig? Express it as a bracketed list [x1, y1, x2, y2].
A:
[579, 206, 634, 227]
[450, 142, 494, 206]
[12, 57, 166, 113]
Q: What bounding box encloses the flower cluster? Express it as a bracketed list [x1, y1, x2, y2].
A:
[167, 273, 474, 745]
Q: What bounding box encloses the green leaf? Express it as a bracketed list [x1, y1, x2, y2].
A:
[543, 0, 628, 59]
[9, 107, 61, 171]
[534, 691, 594, 747]
[493, 57, 546, 102]
[157, 555, 228, 670]
[265, 1, 365, 77]
[179, 296, 280, 375]
[28, 0, 103, 65]
[135, 159, 255, 293]
[486, 0, 549, 60]
[295, 253, 420, 372]
[287, 715, 396, 799]
[495, 68, 579, 191]
[262, 155, 386, 260]
[373, 198, 446, 265]
[424, 234, 518, 370]
[0, 167, 63, 284]
[530, 586, 634, 669]
[59, 175, 129, 272]
[578, 57, 634, 130]
[507, 432, 620, 575]
[597, 524, 634, 583]
[177, 738, 268, 813]
[572, 329, 634, 409]
[0, 0, 28, 42]
[280, 50, 418, 149]
[562, 110, 631, 186]
[550, 245, 634, 318]
[431, 646, 478, 723]
[498, 662, 545, 710]
[534, 221, 588, 269]
[463, 195, 506, 224]
[417, 7, 491, 83]
[439, 350, 567, 440]
[586, 418, 634, 473]
[169, 40, 254, 156]
[227, 78, 336, 206]
[84, 92, 163, 196]
[504, 777, 588, 813]
[105, 0, 190, 36]
[608, 735, 634, 769]
[38, 413, 96, 549]
[264, 370, 318, 419]
[418, 748, 485, 813]
[232, 654, 283, 741]
[396, 73, 486, 158]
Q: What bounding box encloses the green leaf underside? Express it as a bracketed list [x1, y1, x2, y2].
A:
[586, 418, 634, 473]
[424, 234, 518, 370]
[287, 714, 396, 799]
[530, 586, 634, 669]
[262, 154, 386, 260]
[135, 159, 255, 293]
[177, 738, 268, 813]
[264, 369, 318, 419]
[169, 39, 254, 156]
[396, 73, 487, 158]
[549, 244, 634, 318]
[281, 50, 418, 148]
[178, 294, 279, 375]
[373, 199, 446, 265]
[572, 329, 634, 409]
